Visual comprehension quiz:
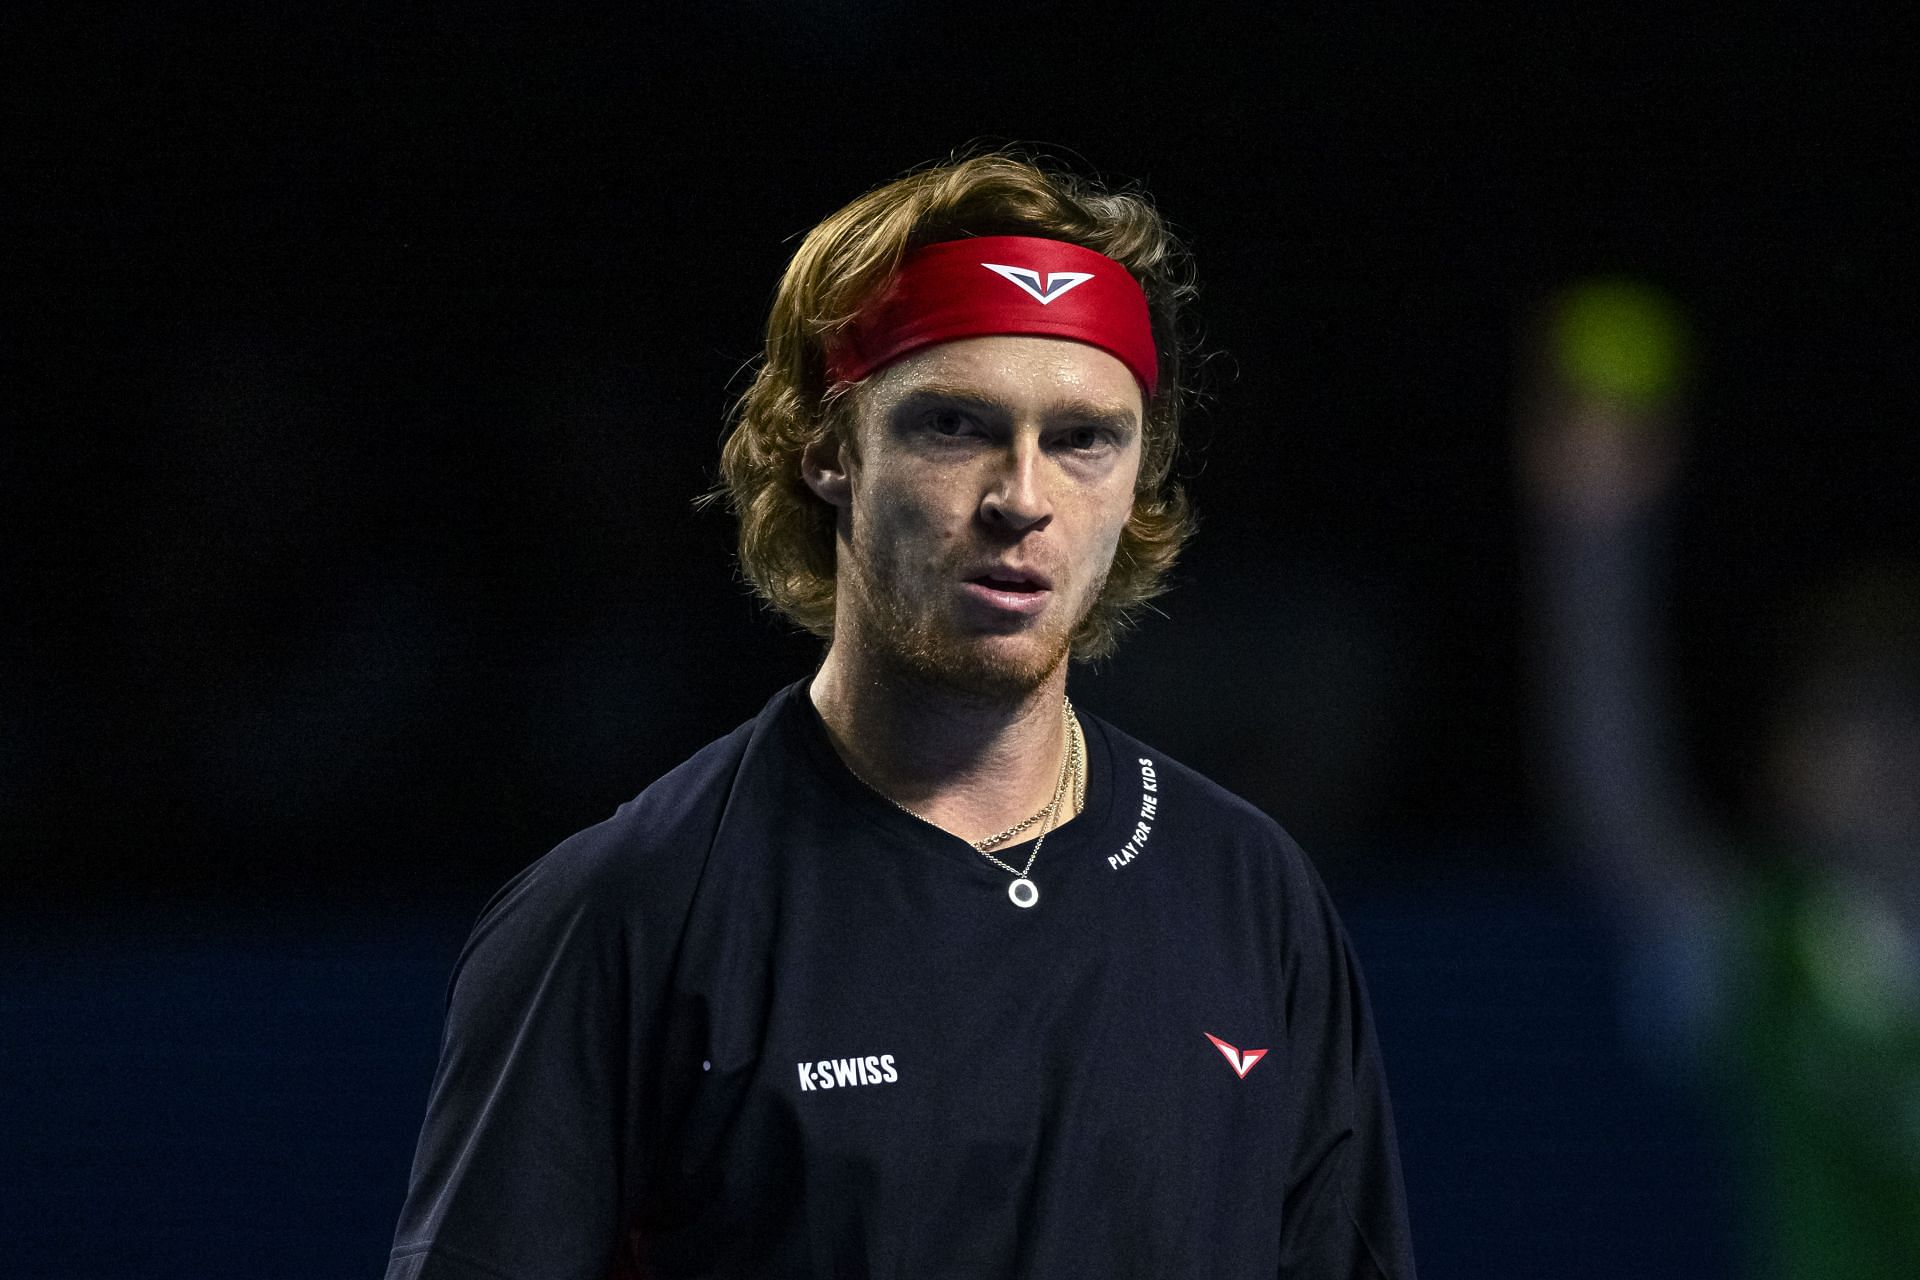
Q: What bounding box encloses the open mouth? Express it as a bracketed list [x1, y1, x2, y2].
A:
[962, 574, 1052, 615]
[970, 575, 1044, 593]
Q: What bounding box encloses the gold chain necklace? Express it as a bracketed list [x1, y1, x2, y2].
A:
[845, 697, 1079, 909]
[974, 706, 1080, 850]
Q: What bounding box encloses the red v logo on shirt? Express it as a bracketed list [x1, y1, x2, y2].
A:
[1204, 1032, 1268, 1079]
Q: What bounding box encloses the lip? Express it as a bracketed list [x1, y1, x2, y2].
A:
[961, 580, 1053, 616]
[967, 565, 1055, 591]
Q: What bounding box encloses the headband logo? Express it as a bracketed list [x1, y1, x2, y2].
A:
[980, 262, 1095, 306]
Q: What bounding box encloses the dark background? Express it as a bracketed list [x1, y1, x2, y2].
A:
[3, 5, 1906, 1276]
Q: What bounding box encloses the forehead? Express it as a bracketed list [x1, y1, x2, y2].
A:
[861, 335, 1145, 423]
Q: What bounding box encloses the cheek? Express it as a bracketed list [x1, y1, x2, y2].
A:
[853, 472, 965, 567]
[1085, 483, 1137, 565]
[1082, 520, 1130, 594]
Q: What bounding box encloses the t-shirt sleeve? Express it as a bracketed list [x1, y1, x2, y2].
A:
[385, 826, 683, 1280]
[1276, 850, 1418, 1279]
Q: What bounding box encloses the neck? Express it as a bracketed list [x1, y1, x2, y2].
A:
[808, 643, 1077, 846]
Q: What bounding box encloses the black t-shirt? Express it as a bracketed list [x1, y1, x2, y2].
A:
[386, 679, 1416, 1278]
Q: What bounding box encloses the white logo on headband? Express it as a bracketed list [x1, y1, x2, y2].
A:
[980, 263, 1095, 306]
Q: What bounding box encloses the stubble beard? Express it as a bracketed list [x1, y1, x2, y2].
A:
[842, 540, 1106, 707]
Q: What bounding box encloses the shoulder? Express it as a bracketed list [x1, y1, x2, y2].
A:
[1088, 713, 1349, 939]
[452, 709, 766, 980]
[1094, 713, 1310, 861]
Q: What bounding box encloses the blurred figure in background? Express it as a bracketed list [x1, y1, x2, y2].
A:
[1518, 280, 1920, 1277]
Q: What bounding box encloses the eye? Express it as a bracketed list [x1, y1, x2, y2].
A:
[924, 408, 982, 439]
[1063, 425, 1117, 452]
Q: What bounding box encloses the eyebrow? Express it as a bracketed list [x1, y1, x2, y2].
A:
[893, 384, 1142, 434]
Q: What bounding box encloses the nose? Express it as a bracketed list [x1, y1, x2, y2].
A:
[979, 436, 1051, 532]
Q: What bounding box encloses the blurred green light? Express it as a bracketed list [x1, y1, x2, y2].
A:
[1550, 278, 1690, 407]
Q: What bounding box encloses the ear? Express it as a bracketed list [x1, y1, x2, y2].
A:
[801, 432, 853, 510]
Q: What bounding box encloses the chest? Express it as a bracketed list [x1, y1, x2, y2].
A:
[649, 849, 1301, 1274]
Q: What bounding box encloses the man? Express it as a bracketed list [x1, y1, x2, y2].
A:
[386, 152, 1416, 1278]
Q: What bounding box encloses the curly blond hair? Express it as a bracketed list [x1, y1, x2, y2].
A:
[702, 150, 1199, 661]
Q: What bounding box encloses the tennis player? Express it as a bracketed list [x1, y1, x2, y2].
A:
[385, 151, 1417, 1279]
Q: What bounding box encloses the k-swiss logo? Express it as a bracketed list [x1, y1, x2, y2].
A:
[1204, 1032, 1268, 1079]
[796, 1053, 898, 1092]
[980, 262, 1095, 305]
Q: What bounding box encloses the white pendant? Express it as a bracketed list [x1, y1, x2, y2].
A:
[1008, 877, 1039, 909]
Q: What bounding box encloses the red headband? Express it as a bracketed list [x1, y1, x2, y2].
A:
[825, 235, 1159, 396]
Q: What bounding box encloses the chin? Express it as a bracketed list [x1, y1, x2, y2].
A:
[939, 642, 1066, 701]
[880, 617, 1072, 704]
[847, 561, 1084, 703]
